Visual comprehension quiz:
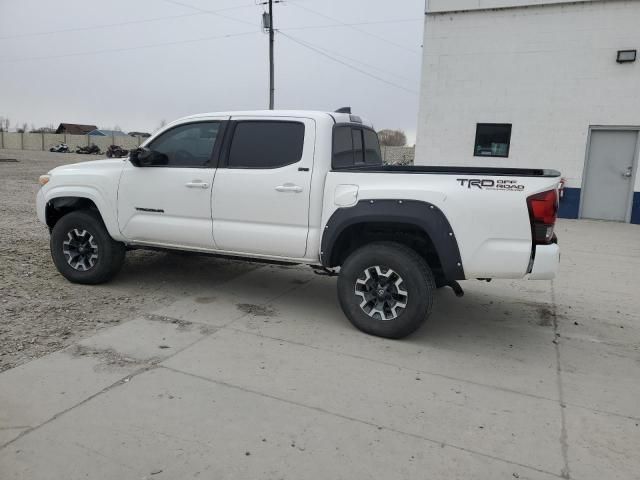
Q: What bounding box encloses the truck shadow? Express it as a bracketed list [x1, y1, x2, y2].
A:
[114, 252, 557, 353]
[110, 250, 258, 292]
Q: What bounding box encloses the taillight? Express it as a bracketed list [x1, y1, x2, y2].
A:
[527, 189, 558, 245]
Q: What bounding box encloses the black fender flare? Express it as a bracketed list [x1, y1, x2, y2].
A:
[320, 199, 465, 281]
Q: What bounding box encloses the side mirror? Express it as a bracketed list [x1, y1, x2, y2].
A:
[129, 147, 168, 167]
[129, 148, 143, 167]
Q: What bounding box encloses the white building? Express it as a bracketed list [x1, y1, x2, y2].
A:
[416, 0, 640, 223]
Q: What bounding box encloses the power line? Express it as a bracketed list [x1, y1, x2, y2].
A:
[280, 32, 418, 95]
[0, 3, 420, 43]
[288, 3, 420, 55]
[0, 30, 260, 64]
[0, 4, 256, 41]
[163, 0, 258, 27]
[282, 33, 414, 83]
[280, 18, 421, 32]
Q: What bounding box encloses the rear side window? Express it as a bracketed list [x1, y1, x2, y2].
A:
[227, 121, 305, 169]
[332, 126, 382, 169]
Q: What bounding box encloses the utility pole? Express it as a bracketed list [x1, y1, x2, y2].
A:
[268, 0, 275, 110]
[262, 0, 277, 109]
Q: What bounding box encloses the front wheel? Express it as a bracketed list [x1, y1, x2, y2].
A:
[50, 210, 126, 284]
[337, 242, 435, 339]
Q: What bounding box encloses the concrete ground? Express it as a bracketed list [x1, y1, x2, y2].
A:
[0, 220, 639, 480]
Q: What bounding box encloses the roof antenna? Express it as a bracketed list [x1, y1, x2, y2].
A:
[334, 107, 351, 114]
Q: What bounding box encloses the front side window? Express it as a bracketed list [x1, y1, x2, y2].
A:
[149, 122, 221, 167]
[227, 121, 305, 169]
[474, 123, 512, 158]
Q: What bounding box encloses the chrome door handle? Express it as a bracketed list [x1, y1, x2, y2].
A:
[622, 168, 632, 178]
[185, 181, 209, 189]
[275, 184, 303, 193]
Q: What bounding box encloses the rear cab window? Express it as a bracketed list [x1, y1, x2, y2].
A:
[332, 125, 382, 169]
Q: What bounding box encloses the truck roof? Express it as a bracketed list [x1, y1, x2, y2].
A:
[176, 110, 374, 129]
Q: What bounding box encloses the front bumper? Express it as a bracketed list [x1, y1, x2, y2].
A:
[526, 243, 560, 280]
[36, 188, 46, 225]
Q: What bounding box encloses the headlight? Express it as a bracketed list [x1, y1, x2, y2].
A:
[38, 174, 51, 186]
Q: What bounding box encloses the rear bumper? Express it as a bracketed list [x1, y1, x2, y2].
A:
[526, 243, 560, 280]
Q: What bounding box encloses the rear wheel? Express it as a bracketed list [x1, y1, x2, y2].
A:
[50, 210, 125, 284]
[337, 242, 435, 339]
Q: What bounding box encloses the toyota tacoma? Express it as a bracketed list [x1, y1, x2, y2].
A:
[37, 110, 560, 338]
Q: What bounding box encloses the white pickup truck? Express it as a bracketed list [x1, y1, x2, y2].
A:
[37, 110, 560, 338]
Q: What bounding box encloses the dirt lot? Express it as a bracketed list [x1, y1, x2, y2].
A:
[0, 149, 253, 372]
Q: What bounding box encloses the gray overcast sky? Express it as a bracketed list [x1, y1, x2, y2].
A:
[0, 0, 425, 142]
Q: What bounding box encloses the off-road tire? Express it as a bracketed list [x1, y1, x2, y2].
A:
[50, 210, 125, 284]
[337, 241, 435, 339]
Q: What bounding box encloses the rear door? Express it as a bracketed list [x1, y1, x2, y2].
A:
[212, 116, 315, 258]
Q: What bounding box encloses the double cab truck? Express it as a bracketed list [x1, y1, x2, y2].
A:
[37, 110, 561, 338]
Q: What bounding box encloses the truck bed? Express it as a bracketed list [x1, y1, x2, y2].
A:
[333, 165, 561, 177]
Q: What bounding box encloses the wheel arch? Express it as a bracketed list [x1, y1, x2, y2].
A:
[320, 200, 465, 282]
[43, 188, 122, 240]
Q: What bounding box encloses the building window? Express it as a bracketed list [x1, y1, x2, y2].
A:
[474, 123, 512, 158]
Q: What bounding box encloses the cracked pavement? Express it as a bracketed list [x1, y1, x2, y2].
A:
[1, 220, 639, 479]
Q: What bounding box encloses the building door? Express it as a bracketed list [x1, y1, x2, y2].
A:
[581, 129, 638, 222]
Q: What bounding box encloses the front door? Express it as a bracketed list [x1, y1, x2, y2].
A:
[581, 129, 638, 222]
[117, 120, 226, 249]
[212, 117, 314, 258]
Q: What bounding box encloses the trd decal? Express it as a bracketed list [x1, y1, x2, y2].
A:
[457, 179, 525, 191]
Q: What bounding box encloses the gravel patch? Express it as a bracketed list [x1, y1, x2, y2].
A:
[0, 149, 252, 372]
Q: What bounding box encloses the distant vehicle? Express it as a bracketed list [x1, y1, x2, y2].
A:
[75, 144, 101, 155]
[106, 145, 129, 158]
[49, 143, 69, 153]
[36, 109, 561, 339]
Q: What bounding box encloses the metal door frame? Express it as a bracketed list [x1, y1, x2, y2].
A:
[579, 126, 640, 223]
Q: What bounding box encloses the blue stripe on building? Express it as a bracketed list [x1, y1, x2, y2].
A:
[632, 192, 640, 225]
[559, 188, 640, 224]
[558, 187, 581, 219]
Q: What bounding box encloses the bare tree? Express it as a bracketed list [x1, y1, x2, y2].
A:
[377, 129, 407, 147]
[16, 122, 28, 133]
[0, 116, 7, 132]
[113, 125, 123, 132]
[30, 125, 56, 133]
